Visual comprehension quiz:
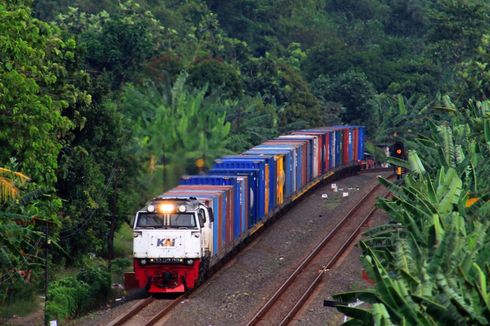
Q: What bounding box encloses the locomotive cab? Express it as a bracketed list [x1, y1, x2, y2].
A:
[131, 198, 213, 293]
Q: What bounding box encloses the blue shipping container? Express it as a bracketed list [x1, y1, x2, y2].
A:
[180, 175, 241, 239]
[213, 157, 267, 223]
[210, 168, 259, 229]
[232, 154, 277, 215]
[245, 147, 293, 199]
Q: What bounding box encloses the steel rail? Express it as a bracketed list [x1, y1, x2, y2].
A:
[246, 177, 390, 326]
[278, 188, 391, 326]
[107, 297, 155, 326]
[143, 295, 185, 326]
[359, 167, 392, 173]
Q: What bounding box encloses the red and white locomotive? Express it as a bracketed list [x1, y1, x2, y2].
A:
[131, 198, 213, 292]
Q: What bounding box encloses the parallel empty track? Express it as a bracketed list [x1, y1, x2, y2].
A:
[107, 295, 183, 326]
[246, 175, 394, 326]
[107, 172, 392, 326]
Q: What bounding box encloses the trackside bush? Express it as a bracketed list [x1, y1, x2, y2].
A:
[46, 266, 110, 322]
[46, 277, 90, 321]
[77, 265, 111, 300]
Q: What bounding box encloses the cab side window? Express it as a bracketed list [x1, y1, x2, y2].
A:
[198, 209, 206, 226]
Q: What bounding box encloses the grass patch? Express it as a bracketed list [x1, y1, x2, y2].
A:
[114, 223, 133, 258]
[112, 223, 133, 284]
[324, 193, 343, 209]
[0, 295, 39, 319]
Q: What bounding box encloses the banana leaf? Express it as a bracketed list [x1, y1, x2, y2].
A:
[435, 167, 462, 215]
[411, 295, 453, 324]
[473, 263, 490, 313]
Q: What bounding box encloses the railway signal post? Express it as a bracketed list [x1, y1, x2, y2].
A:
[391, 141, 405, 180]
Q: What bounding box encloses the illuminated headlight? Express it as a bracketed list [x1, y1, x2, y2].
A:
[158, 203, 175, 213]
[147, 205, 155, 212]
[178, 205, 186, 212]
[186, 259, 194, 265]
[140, 259, 148, 265]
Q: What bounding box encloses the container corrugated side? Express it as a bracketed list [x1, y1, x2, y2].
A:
[214, 156, 270, 221]
[180, 176, 240, 243]
[247, 147, 294, 198]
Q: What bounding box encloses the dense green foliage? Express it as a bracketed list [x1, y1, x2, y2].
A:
[333, 98, 490, 324]
[1, 0, 490, 322]
[46, 266, 110, 321]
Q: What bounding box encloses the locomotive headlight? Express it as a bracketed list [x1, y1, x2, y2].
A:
[140, 259, 148, 265]
[147, 204, 155, 212]
[158, 203, 175, 213]
[186, 259, 194, 265]
[178, 205, 186, 212]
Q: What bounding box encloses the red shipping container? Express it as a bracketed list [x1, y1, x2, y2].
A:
[353, 128, 359, 161]
[169, 185, 234, 249]
[291, 131, 324, 176]
[165, 188, 226, 251]
[325, 131, 330, 171]
[342, 128, 349, 165]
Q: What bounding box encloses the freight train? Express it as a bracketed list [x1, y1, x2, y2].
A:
[125, 126, 365, 293]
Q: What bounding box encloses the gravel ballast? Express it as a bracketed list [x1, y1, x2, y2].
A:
[156, 172, 390, 326]
[28, 171, 390, 326]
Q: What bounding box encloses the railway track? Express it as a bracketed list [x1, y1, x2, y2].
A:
[246, 174, 394, 326]
[106, 295, 183, 326]
[359, 167, 392, 173]
[107, 173, 392, 326]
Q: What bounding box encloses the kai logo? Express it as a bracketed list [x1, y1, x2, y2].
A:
[156, 238, 175, 247]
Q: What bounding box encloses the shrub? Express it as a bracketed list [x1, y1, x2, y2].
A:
[46, 266, 111, 322]
[77, 265, 111, 301]
[112, 257, 131, 276]
[46, 277, 90, 321]
[113, 223, 133, 257]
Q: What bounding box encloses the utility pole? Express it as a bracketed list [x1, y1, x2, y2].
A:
[162, 143, 166, 190]
[44, 224, 49, 326]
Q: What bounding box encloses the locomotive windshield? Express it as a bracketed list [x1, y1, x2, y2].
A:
[136, 212, 197, 229]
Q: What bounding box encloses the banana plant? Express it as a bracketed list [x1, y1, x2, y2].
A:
[333, 99, 490, 325]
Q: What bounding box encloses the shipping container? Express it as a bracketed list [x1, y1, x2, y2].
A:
[246, 147, 294, 198]
[209, 165, 260, 233]
[358, 126, 365, 160]
[213, 156, 270, 221]
[319, 127, 340, 169]
[243, 151, 284, 206]
[342, 128, 349, 165]
[264, 139, 306, 188]
[160, 190, 222, 253]
[180, 175, 240, 242]
[353, 127, 359, 162]
[244, 148, 290, 204]
[335, 129, 342, 167]
[163, 185, 231, 253]
[286, 133, 320, 179]
[348, 127, 354, 163]
[228, 154, 277, 215]
[278, 135, 316, 182]
[259, 142, 300, 193]
[291, 130, 326, 175]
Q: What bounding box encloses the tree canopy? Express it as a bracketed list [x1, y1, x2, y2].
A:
[1, 0, 490, 321]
